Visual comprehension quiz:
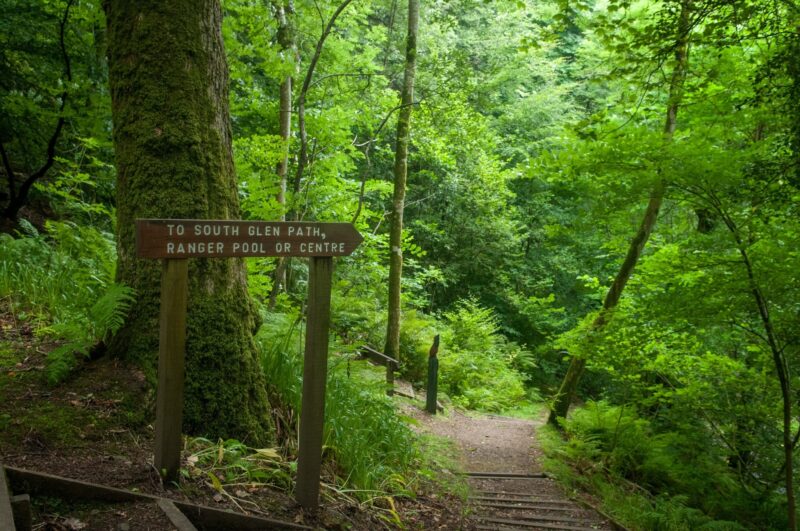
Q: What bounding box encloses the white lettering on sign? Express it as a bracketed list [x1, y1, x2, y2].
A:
[136, 220, 363, 258]
[248, 225, 280, 237]
[165, 241, 225, 255]
[167, 224, 186, 236]
[232, 242, 270, 254]
[299, 242, 344, 253]
[194, 224, 240, 237]
[288, 226, 322, 237]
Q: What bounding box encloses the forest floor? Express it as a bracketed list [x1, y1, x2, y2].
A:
[403, 405, 618, 530]
[0, 308, 466, 530]
[1, 304, 613, 530]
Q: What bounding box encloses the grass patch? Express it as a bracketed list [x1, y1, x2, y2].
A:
[499, 401, 545, 420]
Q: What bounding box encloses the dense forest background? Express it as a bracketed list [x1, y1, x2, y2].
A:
[1, 0, 799, 528]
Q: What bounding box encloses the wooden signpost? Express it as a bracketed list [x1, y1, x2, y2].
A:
[136, 219, 363, 510]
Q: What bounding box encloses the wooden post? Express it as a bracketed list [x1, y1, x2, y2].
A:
[11, 495, 31, 531]
[0, 467, 16, 531]
[154, 258, 189, 483]
[295, 257, 333, 510]
[426, 335, 440, 414]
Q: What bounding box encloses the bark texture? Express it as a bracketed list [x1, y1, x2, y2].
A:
[384, 0, 419, 369]
[548, 0, 691, 425]
[104, 0, 273, 444]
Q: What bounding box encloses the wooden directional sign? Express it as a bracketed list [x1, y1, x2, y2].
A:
[136, 219, 362, 258]
[137, 218, 362, 512]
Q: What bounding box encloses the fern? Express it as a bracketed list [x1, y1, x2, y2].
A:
[43, 283, 135, 384]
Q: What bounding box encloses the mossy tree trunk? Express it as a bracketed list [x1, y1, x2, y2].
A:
[103, 0, 273, 445]
[384, 0, 419, 375]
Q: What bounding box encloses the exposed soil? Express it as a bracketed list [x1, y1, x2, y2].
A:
[407, 409, 539, 474]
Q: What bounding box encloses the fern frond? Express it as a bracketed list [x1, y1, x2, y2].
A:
[88, 283, 136, 341]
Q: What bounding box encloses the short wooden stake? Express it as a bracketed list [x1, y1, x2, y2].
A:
[154, 258, 189, 484]
[295, 257, 333, 510]
[426, 335, 440, 414]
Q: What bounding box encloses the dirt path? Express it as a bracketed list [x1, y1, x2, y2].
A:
[406, 407, 616, 531]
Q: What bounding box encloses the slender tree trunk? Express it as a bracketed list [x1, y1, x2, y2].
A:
[268, 0, 295, 310]
[384, 0, 419, 377]
[280, 0, 352, 297]
[104, 0, 273, 444]
[548, 0, 691, 425]
[712, 206, 796, 531]
[268, 77, 292, 310]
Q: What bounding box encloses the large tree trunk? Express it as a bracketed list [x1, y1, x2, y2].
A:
[548, 0, 691, 425]
[104, 0, 273, 444]
[384, 0, 419, 378]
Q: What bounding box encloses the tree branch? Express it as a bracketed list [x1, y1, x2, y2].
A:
[4, 0, 74, 220]
[0, 142, 17, 203]
[291, 0, 355, 221]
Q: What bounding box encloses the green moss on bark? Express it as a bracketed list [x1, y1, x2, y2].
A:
[104, 0, 272, 444]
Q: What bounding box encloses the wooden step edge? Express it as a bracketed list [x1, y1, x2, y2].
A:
[3, 465, 311, 530]
[465, 472, 550, 479]
[480, 512, 603, 524]
[0, 468, 16, 531]
[11, 495, 31, 531]
[473, 490, 627, 531]
[473, 501, 581, 512]
[471, 495, 574, 505]
[477, 516, 606, 531]
[157, 498, 198, 531]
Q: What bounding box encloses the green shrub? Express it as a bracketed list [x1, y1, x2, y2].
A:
[40, 283, 135, 383]
[398, 309, 439, 383]
[437, 299, 528, 411]
[328, 293, 532, 412]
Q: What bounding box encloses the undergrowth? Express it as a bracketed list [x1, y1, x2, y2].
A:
[331, 293, 533, 413]
[256, 310, 460, 501]
[539, 401, 788, 530]
[437, 299, 530, 411]
[0, 221, 134, 383]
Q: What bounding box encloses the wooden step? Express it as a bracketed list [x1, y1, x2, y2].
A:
[0, 468, 15, 531]
[471, 495, 574, 505]
[474, 501, 581, 512]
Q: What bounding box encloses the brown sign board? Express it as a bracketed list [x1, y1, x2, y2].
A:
[136, 219, 363, 259]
